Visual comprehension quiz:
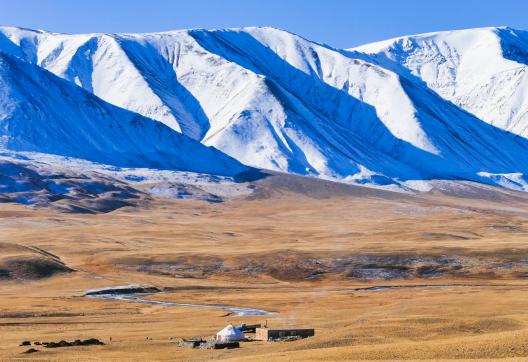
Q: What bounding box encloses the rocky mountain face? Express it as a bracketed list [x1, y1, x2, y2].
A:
[2, 26, 528, 190]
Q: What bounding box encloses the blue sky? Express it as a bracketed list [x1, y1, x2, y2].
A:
[1, 0, 527, 48]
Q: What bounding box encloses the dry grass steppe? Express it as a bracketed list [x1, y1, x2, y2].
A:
[1, 176, 528, 361]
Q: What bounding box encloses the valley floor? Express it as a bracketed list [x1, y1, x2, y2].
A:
[1, 183, 528, 361]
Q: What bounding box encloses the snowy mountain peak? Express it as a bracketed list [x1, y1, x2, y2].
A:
[3, 25, 528, 191]
[352, 26, 528, 138]
[0, 50, 249, 176]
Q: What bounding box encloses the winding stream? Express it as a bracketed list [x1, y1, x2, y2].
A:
[86, 283, 528, 316]
[84, 286, 273, 316]
[343, 283, 528, 292]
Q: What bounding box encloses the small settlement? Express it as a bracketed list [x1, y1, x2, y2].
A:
[179, 322, 315, 350]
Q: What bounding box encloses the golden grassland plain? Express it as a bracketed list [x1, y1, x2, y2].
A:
[1, 183, 528, 361]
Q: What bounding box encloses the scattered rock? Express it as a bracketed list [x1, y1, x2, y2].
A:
[42, 338, 104, 348]
[179, 338, 206, 349]
[178, 337, 240, 349]
[44, 340, 71, 348]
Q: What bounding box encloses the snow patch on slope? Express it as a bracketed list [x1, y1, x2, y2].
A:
[352, 26, 528, 138]
[2, 25, 528, 192]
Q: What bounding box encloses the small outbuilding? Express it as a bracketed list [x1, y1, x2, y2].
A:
[255, 327, 314, 341]
[216, 324, 245, 343]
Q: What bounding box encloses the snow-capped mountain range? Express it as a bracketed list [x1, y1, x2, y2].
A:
[2, 25, 528, 191]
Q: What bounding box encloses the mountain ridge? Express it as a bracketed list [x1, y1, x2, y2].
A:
[2, 25, 528, 190]
[351, 26, 528, 138]
[0, 49, 249, 176]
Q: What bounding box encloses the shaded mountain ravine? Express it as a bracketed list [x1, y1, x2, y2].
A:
[2, 26, 528, 191]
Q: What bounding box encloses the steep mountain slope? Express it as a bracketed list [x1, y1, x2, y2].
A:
[185, 28, 528, 180]
[0, 26, 415, 182]
[0, 51, 248, 176]
[2, 26, 528, 188]
[352, 26, 528, 138]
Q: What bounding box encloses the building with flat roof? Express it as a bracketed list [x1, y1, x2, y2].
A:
[255, 328, 314, 341]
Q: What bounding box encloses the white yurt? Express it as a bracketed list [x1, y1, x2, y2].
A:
[216, 324, 245, 342]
